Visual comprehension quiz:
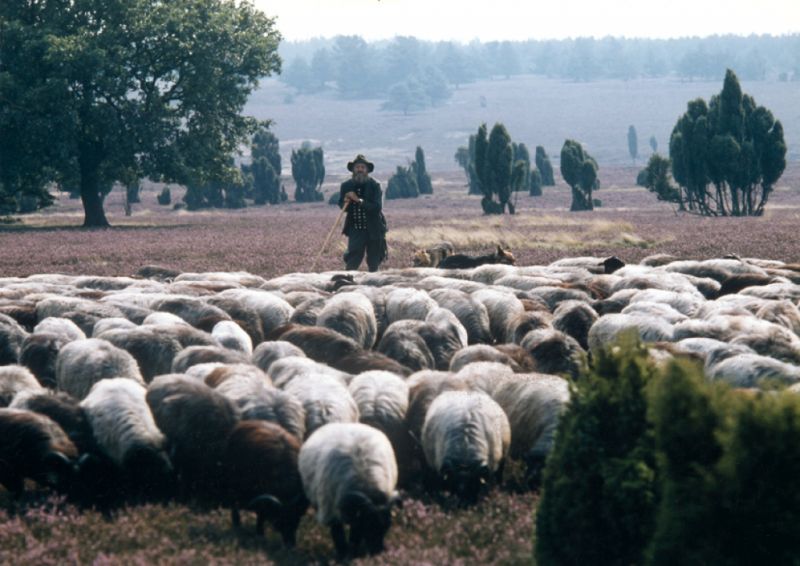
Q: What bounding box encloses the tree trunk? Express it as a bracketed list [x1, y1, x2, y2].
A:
[79, 155, 110, 228]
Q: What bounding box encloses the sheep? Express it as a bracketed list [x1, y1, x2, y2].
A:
[526, 286, 593, 312]
[587, 313, 675, 352]
[405, 371, 469, 444]
[149, 322, 218, 349]
[92, 317, 137, 336]
[348, 371, 410, 478]
[197, 363, 271, 388]
[755, 300, 800, 336]
[10, 390, 95, 454]
[299, 422, 400, 558]
[95, 327, 183, 383]
[0, 312, 28, 364]
[145, 374, 239, 498]
[18, 333, 68, 388]
[224, 421, 308, 546]
[385, 288, 438, 324]
[282, 374, 360, 438]
[289, 296, 326, 326]
[552, 300, 599, 350]
[423, 307, 468, 352]
[706, 353, 800, 388]
[0, 408, 78, 496]
[471, 288, 526, 343]
[252, 340, 306, 373]
[421, 390, 510, 503]
[215, 377, 306, 440]
[487, 373, 570, 487]
[33, 317, 86, 342]
[620, 301, 688, 325]
[335, 349, 413, 377]
[212, 320, 253, 355]
[79, 378, 174, 506]
[150, 296, 233, 332]
[206, 295, 265, 346]
[521, 328, 586, 379]
[377, 321, 435, 372]
[56, 338, 145, 400]
[0, 365, 44, 407]
[453, 361, 516, 397]
[429, 288, 492, 344]
[317, 292, 378, 349]
[448, 345, 523, 373]
[216, 288, 295, 337]
[272, 324, 362, 366]
[170, 345, 251, 374]
[626, 288, 704, 317]
[267, 356, 350, 389]
[143, 312, 190, 326]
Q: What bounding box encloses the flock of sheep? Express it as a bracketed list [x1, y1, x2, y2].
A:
[2, 253, 800, 558]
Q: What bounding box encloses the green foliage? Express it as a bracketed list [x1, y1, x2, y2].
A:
[413, 147, 433, 195]
[669, 69, 786, 216]
[560, 140, 599, 211]
[535, 334, 658, 566]
[386, 165, 419, 199]
[244, 126, 284, 205]
[650, 136, 658, 153]
[641, 154, 681, 205]
[455, 123, 519, 214]
[529, 169, 543, 197]
[512, 143, 531, 192]
[535, 146, 555, 186]
[647, 364, 800, 565]
[628, 125, 639, 164]
[536, 336, 800, 566]
[291, 144, 325, 202]
[0, 0, 281, 227]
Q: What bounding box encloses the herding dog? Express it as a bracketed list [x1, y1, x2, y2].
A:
[412, 241, 456, 267]
[437, 246, 516, 269]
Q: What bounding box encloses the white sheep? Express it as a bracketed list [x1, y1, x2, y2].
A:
[252, 340, 306, 372]
[471, 288, 526, 344]
[588, 313, 675, 351]
[299, 422, 399, 558]
[212, 320, 253, 355]
[282, 374, 359, 438]
[79, 377, 173, 504]
[0, 365, 44, 407]
[317, 292, 378, 349]
[421, 390, 510, 503]
[56, 338, 145, 400]
[385, 288, 438, 324]
[33, 317, 86, 342]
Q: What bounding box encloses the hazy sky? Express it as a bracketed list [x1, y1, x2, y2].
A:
[254, 0, 799, 42]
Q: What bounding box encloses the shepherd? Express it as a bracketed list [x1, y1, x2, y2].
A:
[338, 154, 388, 272]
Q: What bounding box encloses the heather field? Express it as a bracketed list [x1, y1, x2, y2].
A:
[1, 164, 799, 564]
[1, 164, 799, 279]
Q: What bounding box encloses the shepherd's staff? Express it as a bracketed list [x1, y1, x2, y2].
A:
[311, 200, 350, 272]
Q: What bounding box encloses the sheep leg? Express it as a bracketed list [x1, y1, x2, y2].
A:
[330, 522, 348, 559]
[230, 506, 241, 529]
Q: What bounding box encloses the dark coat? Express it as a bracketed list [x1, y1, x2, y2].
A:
[339, 177, 387, 240]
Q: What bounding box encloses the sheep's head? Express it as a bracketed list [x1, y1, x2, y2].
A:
[340, 490, 398, 556]
[441, 460, 492, 505]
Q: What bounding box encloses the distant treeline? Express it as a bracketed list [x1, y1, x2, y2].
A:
[277, 34, 800, 110]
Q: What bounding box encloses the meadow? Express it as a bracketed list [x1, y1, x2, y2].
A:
[1, 73, 799, 564]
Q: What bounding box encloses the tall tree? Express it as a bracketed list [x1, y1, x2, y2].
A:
[0, 0, 281, 227]
[291, 143, 325, 202]
[413, 146, 433, 195]
[628, 125, 639, 165]
[670, 69, 786, 216]
[535, 146, 555, 186]
[561, 139, 598, 211]
[484, 123, 514, 214]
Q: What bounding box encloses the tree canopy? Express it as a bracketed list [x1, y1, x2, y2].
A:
[0, 0, 282, 226]
[561, 139, 599, 211]
[669, 69, 786, 216]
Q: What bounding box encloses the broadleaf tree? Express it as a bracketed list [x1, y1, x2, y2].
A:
[0, 0, 281, 227]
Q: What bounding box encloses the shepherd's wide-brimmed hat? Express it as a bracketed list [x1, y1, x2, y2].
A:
[347, 154, 374, 172]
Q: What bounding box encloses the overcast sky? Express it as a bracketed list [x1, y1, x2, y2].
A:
[253, 0, 799, 42]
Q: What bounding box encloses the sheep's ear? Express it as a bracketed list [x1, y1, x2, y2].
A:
[247, 494, 283, 515]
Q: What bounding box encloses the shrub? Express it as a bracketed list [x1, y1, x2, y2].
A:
[157, 187, 171, 206]
[386, 165, 419, 199]
[535, 333, 657, 566]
